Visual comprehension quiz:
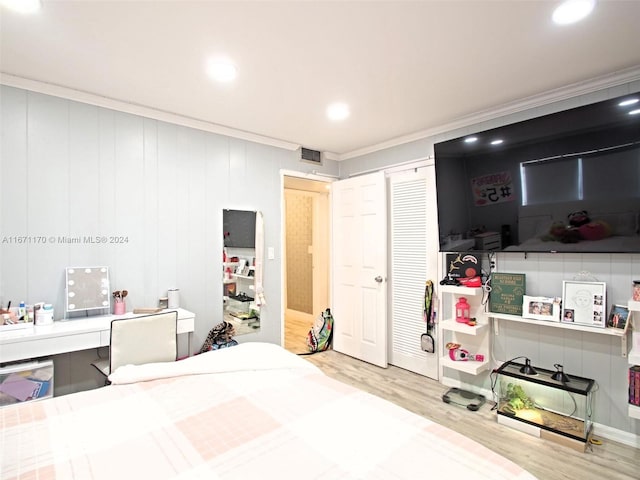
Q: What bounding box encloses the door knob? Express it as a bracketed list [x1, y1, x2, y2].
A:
[374, 276, 384, 283]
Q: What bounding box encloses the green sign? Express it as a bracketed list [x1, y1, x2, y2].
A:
[490, 273, 526, 316]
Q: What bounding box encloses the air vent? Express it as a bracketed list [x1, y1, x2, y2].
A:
[301, 147, 322, 165]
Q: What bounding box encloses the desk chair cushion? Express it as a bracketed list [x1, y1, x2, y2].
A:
[109, 311, 178, 374]
[92, 311, 178, 385]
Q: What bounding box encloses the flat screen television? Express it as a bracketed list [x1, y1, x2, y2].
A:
[434, 91, 640, 254]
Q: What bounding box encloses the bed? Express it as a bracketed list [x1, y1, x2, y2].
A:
[1, 342, 536, 479]
[507, 200, 640, 253]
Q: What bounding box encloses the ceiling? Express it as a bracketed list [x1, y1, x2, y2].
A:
[1, 1, 640, 160]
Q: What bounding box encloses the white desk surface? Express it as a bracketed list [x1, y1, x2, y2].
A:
[0, 308, 195, 363]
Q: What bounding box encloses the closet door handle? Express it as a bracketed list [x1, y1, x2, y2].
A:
[374, 276, 384, 283]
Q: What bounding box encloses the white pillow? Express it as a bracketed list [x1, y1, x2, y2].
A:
[518, 215, 553, 241]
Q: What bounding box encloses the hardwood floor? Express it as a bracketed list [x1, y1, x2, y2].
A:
[284, 310, 313, 354]
[296, 349, 639, 480]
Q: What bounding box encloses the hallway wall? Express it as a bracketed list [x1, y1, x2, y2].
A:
[285, 190, 313, 314]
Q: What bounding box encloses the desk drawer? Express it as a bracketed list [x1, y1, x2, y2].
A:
[177, 316, 195, 334]
[1, 332, 101, 363]
[100, 330, 111, 346]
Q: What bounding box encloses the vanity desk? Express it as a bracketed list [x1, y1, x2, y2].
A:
[0, 308, 195, 364]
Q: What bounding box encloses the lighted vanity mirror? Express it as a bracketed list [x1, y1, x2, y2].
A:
[223, 209, 260, 335]
[65, 266, 110, 315]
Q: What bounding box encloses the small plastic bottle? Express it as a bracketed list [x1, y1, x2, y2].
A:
[18, 301, 26, 321]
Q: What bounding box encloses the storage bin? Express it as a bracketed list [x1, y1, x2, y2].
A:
[0, 360, 54, 407]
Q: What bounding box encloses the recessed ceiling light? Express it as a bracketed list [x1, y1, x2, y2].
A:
[1, 0, 41, 14]
[552, 0, 596, 25]
[326, 102, 350, 122]
[619, 98, 639, 107]
[629, 109, 640, 116]
[490, 139, 504, 145]
[464, 136, 478, 143]
[206, 59, 237, 83]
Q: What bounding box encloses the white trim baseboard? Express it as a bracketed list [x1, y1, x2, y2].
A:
[593, 421, 639, 449]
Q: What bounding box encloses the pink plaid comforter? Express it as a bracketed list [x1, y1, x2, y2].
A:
[1, 343, 536, 479]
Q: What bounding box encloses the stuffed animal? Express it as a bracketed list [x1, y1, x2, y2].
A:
[578, 219, 612, 241]
[543, 211, 611, 243]
[540, 222, 565, 242]
[568, 210, 590, 227]
[541, 221, 582, 243]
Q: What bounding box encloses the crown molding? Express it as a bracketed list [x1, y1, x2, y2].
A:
[338, 65, 640, 161]
[4, 66, 640, 161]
[0, 73, 301, 152]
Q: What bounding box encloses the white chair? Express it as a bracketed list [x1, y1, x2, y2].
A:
[92, 311, 178, 383]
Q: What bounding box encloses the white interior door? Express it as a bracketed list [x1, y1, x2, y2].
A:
[331, 171, 387, 367]
[388, 167, 439, 379]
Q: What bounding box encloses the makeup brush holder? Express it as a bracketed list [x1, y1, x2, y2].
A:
[114, 302, 126, 315]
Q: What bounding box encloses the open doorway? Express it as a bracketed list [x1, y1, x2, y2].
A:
[282, 174, 331, 353]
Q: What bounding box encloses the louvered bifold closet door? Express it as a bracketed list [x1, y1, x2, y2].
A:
[389, 168, 439, 379]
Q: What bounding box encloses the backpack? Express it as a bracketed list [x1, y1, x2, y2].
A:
[198, 321, 238, 354]
[303, 308, 334, 354]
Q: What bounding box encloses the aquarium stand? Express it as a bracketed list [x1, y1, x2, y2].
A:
[495, 360, 595, 452]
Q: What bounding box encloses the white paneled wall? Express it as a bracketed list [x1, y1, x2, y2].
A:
[0, 85, 338, 392]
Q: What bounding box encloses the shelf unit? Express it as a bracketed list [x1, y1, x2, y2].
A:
[222, 250, 259, 333]
[490, 311, 629, 357]
[439, 286, 491, 379]
[628, 300, 640, 420]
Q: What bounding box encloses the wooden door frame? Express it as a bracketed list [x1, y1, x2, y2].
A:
[280, 170, 334, 347]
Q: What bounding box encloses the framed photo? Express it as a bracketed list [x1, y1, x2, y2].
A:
[561, 280, 606, 328]
[522, 295, 561, 322]
[223, 282, 236, 297]
[607, 304, 629, 330]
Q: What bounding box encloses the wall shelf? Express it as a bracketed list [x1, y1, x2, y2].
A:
[490, 312, 626, 337]
[439, 355, 490, 375]
[439, 286, 490, 378]
[232, 274, 255, 281]
[440, 320, 488, 336]
[490, 311, 629, 357]
[440, 285, 483, 296]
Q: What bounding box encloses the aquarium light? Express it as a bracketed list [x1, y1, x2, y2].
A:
[519, 358, 538, 376]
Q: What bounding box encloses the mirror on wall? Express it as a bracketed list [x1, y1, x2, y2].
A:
[223, 209, 260, 335]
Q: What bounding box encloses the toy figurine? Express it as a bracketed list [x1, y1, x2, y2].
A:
[446, 342, 484, 361]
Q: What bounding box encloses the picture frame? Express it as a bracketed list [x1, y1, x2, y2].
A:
[522, 295, 561, 322]
[223, 283, 236, 297]
[607, 304, 630, 330]
[561, 280, 607, 328]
